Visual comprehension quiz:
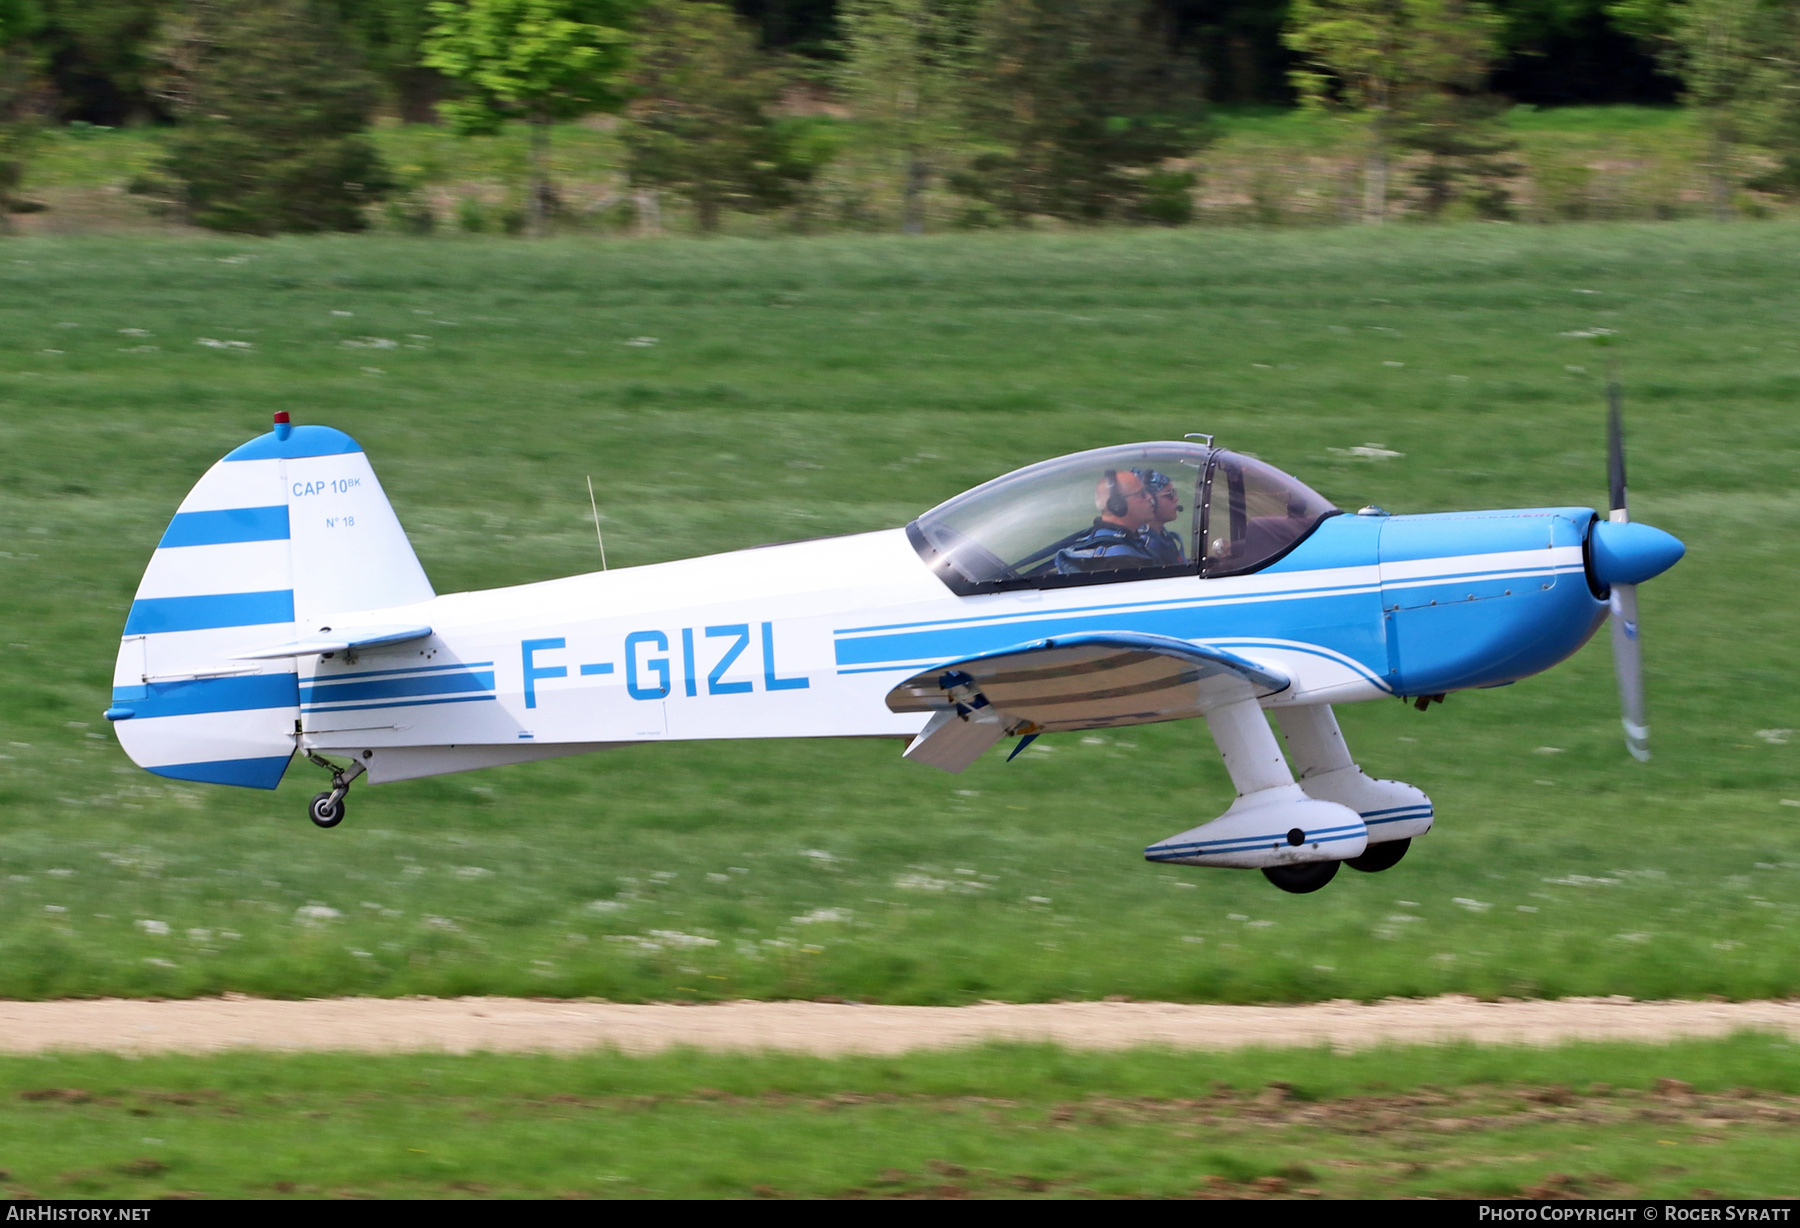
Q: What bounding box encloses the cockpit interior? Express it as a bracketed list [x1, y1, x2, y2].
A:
[906, 442, 1338, 596]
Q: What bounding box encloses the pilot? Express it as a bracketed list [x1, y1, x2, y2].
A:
[1053, 469, 1159, 574]
[1139, 468, 1188, 568]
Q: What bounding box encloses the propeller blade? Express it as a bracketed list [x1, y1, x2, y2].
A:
[1609, 583, 1650, 761]
[1606, 375, 1628, 520]
[1604, 371, 1649, 760]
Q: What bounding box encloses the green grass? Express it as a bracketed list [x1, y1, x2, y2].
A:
[1, 224, 1797, 1003]
[3, 1037, 1798, 1198]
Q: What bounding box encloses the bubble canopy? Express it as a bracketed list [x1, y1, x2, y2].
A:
[906, 442, 1339, 596]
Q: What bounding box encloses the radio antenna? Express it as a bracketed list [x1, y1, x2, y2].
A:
[586, 475, 608, 570]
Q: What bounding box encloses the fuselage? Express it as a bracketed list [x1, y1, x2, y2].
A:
[300, 506, 1610, 782]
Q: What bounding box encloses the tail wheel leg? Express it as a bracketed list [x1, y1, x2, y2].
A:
[304, 755, 364, 829]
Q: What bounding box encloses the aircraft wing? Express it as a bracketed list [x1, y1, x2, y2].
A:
[884, 632, 1289, 772]
[231, 623, 433, 660]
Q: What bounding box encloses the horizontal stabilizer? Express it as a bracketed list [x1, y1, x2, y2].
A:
[232, 623, 433, 660]
[886, 632, 1289, 735]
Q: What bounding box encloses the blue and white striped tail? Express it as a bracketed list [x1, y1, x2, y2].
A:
[108, 419, 433, 789]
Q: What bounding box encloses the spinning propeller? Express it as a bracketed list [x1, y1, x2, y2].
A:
[1591, 375, 1684, 761]
[1605, 380, 1650, 761]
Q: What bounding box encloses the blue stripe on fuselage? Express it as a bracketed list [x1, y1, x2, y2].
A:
[157, 505, 290, 548]
[299, 669, 495, 705]
[833, 586, 1388, 674]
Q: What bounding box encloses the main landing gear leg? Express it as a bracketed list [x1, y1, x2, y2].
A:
[1276, 704, 1433, 870]
[305, 754, 365, 829]
[1142, 694, 1367, 894]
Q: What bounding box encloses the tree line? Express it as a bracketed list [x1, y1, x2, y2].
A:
[0, 0, 1797, 235]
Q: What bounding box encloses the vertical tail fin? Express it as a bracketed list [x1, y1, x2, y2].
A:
[108, 416, 433, 788]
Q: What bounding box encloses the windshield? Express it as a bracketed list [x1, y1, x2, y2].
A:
[1200, 451, 1338, 576]
[907, 443, 1208, 595]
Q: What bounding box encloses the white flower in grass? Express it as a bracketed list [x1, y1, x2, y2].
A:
[295, 904, 342, 925]
[135, 919, 169, 935]
[1329, 445, 1403, 459]
[791, 908, 851, 924]
[622, 336, 658, 347]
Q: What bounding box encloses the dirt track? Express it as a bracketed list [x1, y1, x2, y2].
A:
[0, 996, 1796, 1056]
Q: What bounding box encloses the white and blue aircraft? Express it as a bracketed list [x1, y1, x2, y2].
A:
[106, 410, 1683, 893]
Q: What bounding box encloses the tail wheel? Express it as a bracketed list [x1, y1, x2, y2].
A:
[1347, 838, 1410, 873]
[309, 792, 345, 829]
[1262, 860, 1339, 894]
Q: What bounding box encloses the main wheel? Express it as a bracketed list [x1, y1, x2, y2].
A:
[309, 791, 345, 829]
[1261, 859, 1340, 894]
[1347, 837, 1410, 873]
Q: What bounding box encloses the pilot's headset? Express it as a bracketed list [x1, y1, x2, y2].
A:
[1101, 469, 1133, 517]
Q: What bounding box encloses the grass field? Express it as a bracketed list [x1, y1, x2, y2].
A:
[4, 1036, 1799, 1198]
[1, 223, 1798, 1004]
